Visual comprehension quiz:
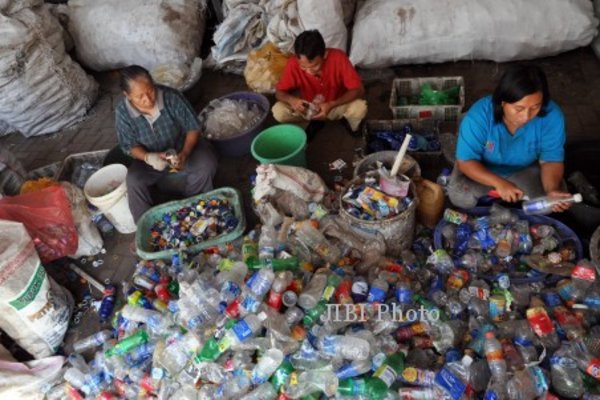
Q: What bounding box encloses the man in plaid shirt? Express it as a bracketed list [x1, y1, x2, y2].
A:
[115, 65, 217, 222]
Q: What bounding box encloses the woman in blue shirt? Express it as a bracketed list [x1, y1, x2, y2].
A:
[448, 64, 572, 213]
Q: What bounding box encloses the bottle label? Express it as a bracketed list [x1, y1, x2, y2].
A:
[320, 336, 338, 356]
[584, 296, 600, 309]
[531, 366, 549, 394]
[400, 367, 435, 387]
[469, 286, 490, 300]
[396, 287, 413, 304]
[572, 264, 596, 282]
[523, 200, 547, 214]
[586, 359, 600, 379]
[322, 285, 336, 302]
[549, 355, 577, 368]
[374, 364, 397, 388]
[434, 367, 466, 400]
[336, 363, 359, 380]
[367, 287, 386, 303]
[484, 390, 500, 400]
[486, 349, 504, 362]
[526, 307, 554, 337]
[232, 320, 252, 341]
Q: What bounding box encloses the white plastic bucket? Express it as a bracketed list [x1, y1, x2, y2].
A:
[84, 164, 136, 234]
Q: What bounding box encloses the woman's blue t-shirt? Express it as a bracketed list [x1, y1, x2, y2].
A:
[456, 96, 566, 177]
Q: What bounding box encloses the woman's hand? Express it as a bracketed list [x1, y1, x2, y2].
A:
[546, 190, 573, 212]
[495, 180, 524, 203]
[290, 97, 309, 114]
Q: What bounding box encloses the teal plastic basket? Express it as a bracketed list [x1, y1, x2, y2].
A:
[135, 187, 246, 260]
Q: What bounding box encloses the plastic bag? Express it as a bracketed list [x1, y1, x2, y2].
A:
[61, 182, 103, 258]
[0, 186, 78, 263]
[0, 220, 73, 359]
[254, 164, 328, 203]
[244, 42, 290, 93]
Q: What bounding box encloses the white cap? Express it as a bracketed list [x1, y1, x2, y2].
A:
[573, 193, 583, 203]
[461, 355, 473, 367]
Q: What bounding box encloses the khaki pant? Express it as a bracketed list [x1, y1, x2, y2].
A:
[271, 99, 368, 132]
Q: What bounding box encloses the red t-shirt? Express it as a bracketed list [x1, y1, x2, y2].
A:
[276, 48, 362, 103]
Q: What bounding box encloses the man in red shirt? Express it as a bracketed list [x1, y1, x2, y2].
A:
[273, 30, 367, 140]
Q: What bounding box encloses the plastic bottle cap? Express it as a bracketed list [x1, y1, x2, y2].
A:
[461, 355, 473, 367]
[573, 193, 583, 203]
[485, 332, 495, 339]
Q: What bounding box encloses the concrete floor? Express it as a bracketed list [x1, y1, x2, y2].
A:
[1, 46, 599, 353]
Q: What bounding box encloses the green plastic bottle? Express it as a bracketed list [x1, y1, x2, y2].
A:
[271, 359, 294, 391]
[369, 353, 405, 399]
[302, 301, 327, 326]
[322, 273, 342, 302]
[337, 378, 367, 396]
[242, 236, 260, 269]
[105, 330, 148, 357]
[195, 337, 221, 363]
[414, 294, 448, 321]
[272, 256, 299, 272]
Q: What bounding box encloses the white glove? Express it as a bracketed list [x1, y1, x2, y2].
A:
[144, 152, 168, 171]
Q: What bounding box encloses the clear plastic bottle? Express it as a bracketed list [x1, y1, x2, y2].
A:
[484, 377, 509, 400]
[506, 367, 548, 400]
[526, 306, 560, 351]
[513, 323, 538, 365]
[522, 193, 582, 215]
[367, 278, 389, 304]
[317, 334, 371, 361]
[433, 355, 474, 400]
[258, 225, 277, 265]
[251, 348, 284, 384]
[549, 350, 584, 399]
[570, 259, 596, 300]
[298, 272, 328, 310]
[295, 223, 341, 263]
[336, 359, 372, 380]
[564, 338, 600, 380]
[267, 271, 294, 310]
[72, 330, 113, 353]
[216, 261, 248, 306]
[285, 369, 339, 399]
[241, 382, 277, 400]
[484, 332, 507, 382]
[218, 312, 267, 353]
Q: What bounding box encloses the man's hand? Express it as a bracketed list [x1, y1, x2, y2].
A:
[313, 101, 334, 120]
[289, 97, 309, 114]
[495, 180, 524, 203]
[144, 152, 168, 171]
[176, 151, 189, 170]
[546, 190, 573, 213]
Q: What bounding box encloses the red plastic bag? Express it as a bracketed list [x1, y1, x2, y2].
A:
[0, 186, 78, 263]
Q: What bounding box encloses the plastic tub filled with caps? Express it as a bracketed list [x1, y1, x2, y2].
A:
[433, 206, 583, 285]
[198, 92, 270, 158]
[135, 187, 246, 260]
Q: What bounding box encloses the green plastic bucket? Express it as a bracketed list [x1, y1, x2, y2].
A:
[251, 124, 307, 167]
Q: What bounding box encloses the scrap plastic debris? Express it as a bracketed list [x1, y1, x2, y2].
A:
[149, 197, 239, 251]
[368, 122, 441, 154]
[201, 98, 263, 140]
[48, 188, 600, 399]
[342, 170, 414, 221]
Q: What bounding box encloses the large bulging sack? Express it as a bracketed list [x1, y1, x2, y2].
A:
[350, 0, 599, 68]
[297, 0, 347, 51]
[0, 2, 98, 137]
[0, 220, 73, 359]
[66, 0, 206, 90]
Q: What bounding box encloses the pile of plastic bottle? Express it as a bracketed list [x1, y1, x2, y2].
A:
[148, 197, 239, 251]
[47, 202, 600, 400]
[201, 98, 263, 140]
[367, 123, 441, 154]
[342, 172, 414, 221]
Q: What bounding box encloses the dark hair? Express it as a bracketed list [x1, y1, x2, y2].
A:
[492, 64, 550, 123]
[294, 30, 326, 60]
[119, 65, 153, 93]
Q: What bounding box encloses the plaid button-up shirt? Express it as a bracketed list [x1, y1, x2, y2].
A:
[115, 85, 200, 154]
